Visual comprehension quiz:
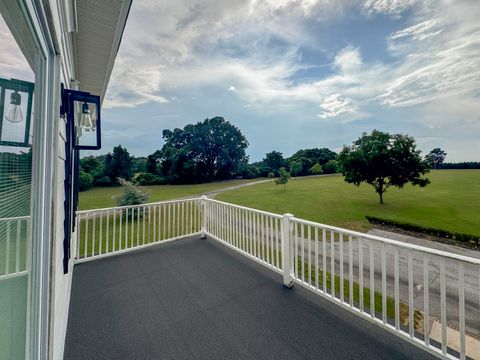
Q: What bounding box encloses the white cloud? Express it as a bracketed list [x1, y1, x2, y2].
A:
[363, 0, 417, 16]
[389, 20, 441, 41]
[318, 94, 358, 118]
[227, 86, 237, 92]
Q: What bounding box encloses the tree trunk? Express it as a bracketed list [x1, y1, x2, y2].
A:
[379, 191, 384, 204]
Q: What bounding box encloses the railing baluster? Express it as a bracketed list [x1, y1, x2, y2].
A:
[6, 222, 10, 273]
[152, 205, 155, 242]
[261, 214, 265, 262]
[143, 206, 146, 245]
[294, 222, 298, 279]
[440, 259, 447, 354]
[301, 224, 305, 282]
[131, 207, 134, 248]
[106, 210, 110, 253]
[340, 233, 344, 302]
[92, 215, 96, 255]
[300, 224, 305, 282]
[15, 220, 21, 273]
[349, 235, 353, 307]
[308, 225, 312, 286]
[235, 207, 238, 246]
[253, 212, 257, 258]
[322, 228, 327, 293]
[458, 263, 465, 360]
[370, 241, 375, 318]
[382, 243, 387, 324]
[359, 238, 364, 312]
[275, 218, 279, 268]
[181, 201, 184, 236]
[269, 216, 274, 266]
[137, 207, 140, 247]
[163, 203, 166, 240]
[77, 216, 82, 259]
[84, 215, 88, 258]
[394, 247, 399, 331]
[125, 208, 128, 249]
[229, 204, 233, 245]
[408, 250, 414, 337]
[113, 210, 116, 252]
[315, 227, 319, 290]
[99, 212, 103, 255]
[168, 203, 171, 239]
[423, 255, 429, 346]
[331, 231, 335, 298]
[119, 210, 123, 250]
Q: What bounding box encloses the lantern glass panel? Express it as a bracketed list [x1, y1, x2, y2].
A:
[0, 86, 32, 146]
[74, 100, 98, 148]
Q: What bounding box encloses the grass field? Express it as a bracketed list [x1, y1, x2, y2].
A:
[217, 170, 480, 236]
[79, 178, 260, 210]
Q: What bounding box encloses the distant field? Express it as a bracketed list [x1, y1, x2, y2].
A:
[79, 178, 260, 210]
[217, 170, 480, 236]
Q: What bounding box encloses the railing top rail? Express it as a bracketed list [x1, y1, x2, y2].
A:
[205, 198, 283, 219]
[292, 216, 480, 265]
[0, 215, 31, 222]
[76, 197, 201, 214]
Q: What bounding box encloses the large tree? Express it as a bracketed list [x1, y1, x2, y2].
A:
[337, 130, 430, 204]
[425, 148, 447, 169]
[263, 151, 287, 176]
[104, 145, 132, 182]
[159, 117, 248, 183]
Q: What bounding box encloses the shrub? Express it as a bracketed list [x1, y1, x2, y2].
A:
[268, 172, 275, 178]
[79, 171, 93, 191]
[365, 216, 479, 245]
[115, 179, 149, 217]
[134, 172, 165, 186]
[95, 176, 113, 187]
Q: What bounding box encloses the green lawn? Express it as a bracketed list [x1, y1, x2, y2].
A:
[79, 178, 262, 210]
[217, 170, 480, 236]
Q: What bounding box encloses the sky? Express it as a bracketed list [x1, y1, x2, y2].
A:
[2, 1, 480, 162]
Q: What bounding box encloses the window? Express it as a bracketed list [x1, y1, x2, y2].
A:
[0, 13, 36, 360]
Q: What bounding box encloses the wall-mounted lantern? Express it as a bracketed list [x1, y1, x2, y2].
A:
[61, 85, 101, 150]
[60, 84, 102, 273]
[0, 77, 34, 147]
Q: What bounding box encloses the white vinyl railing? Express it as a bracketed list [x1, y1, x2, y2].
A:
[0, 215, 30, 279]
[75, 196, 480, 359]
[204, 198, 284, 272]
[75, 198, 202, 262]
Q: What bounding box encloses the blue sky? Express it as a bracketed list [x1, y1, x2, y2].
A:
[2, 1, 480, 162]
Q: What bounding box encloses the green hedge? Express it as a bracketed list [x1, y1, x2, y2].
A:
[365, 216, 480, 245]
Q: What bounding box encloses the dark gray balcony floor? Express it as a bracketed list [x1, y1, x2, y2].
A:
[64, 235, 435, 360]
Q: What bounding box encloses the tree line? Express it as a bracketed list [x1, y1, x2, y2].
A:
[78, 116, 473, 204]
[79, 116, 339, 191]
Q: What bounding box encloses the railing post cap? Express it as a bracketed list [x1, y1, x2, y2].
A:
[283, 213, 294, 218]
[201, 195, 208, 199]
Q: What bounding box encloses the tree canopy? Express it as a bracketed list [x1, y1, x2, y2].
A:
[288, 148, 337, 176]
[337, 130, 430, 204]
[425, 148, 447, 169]
[159, 117, 248, 183]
